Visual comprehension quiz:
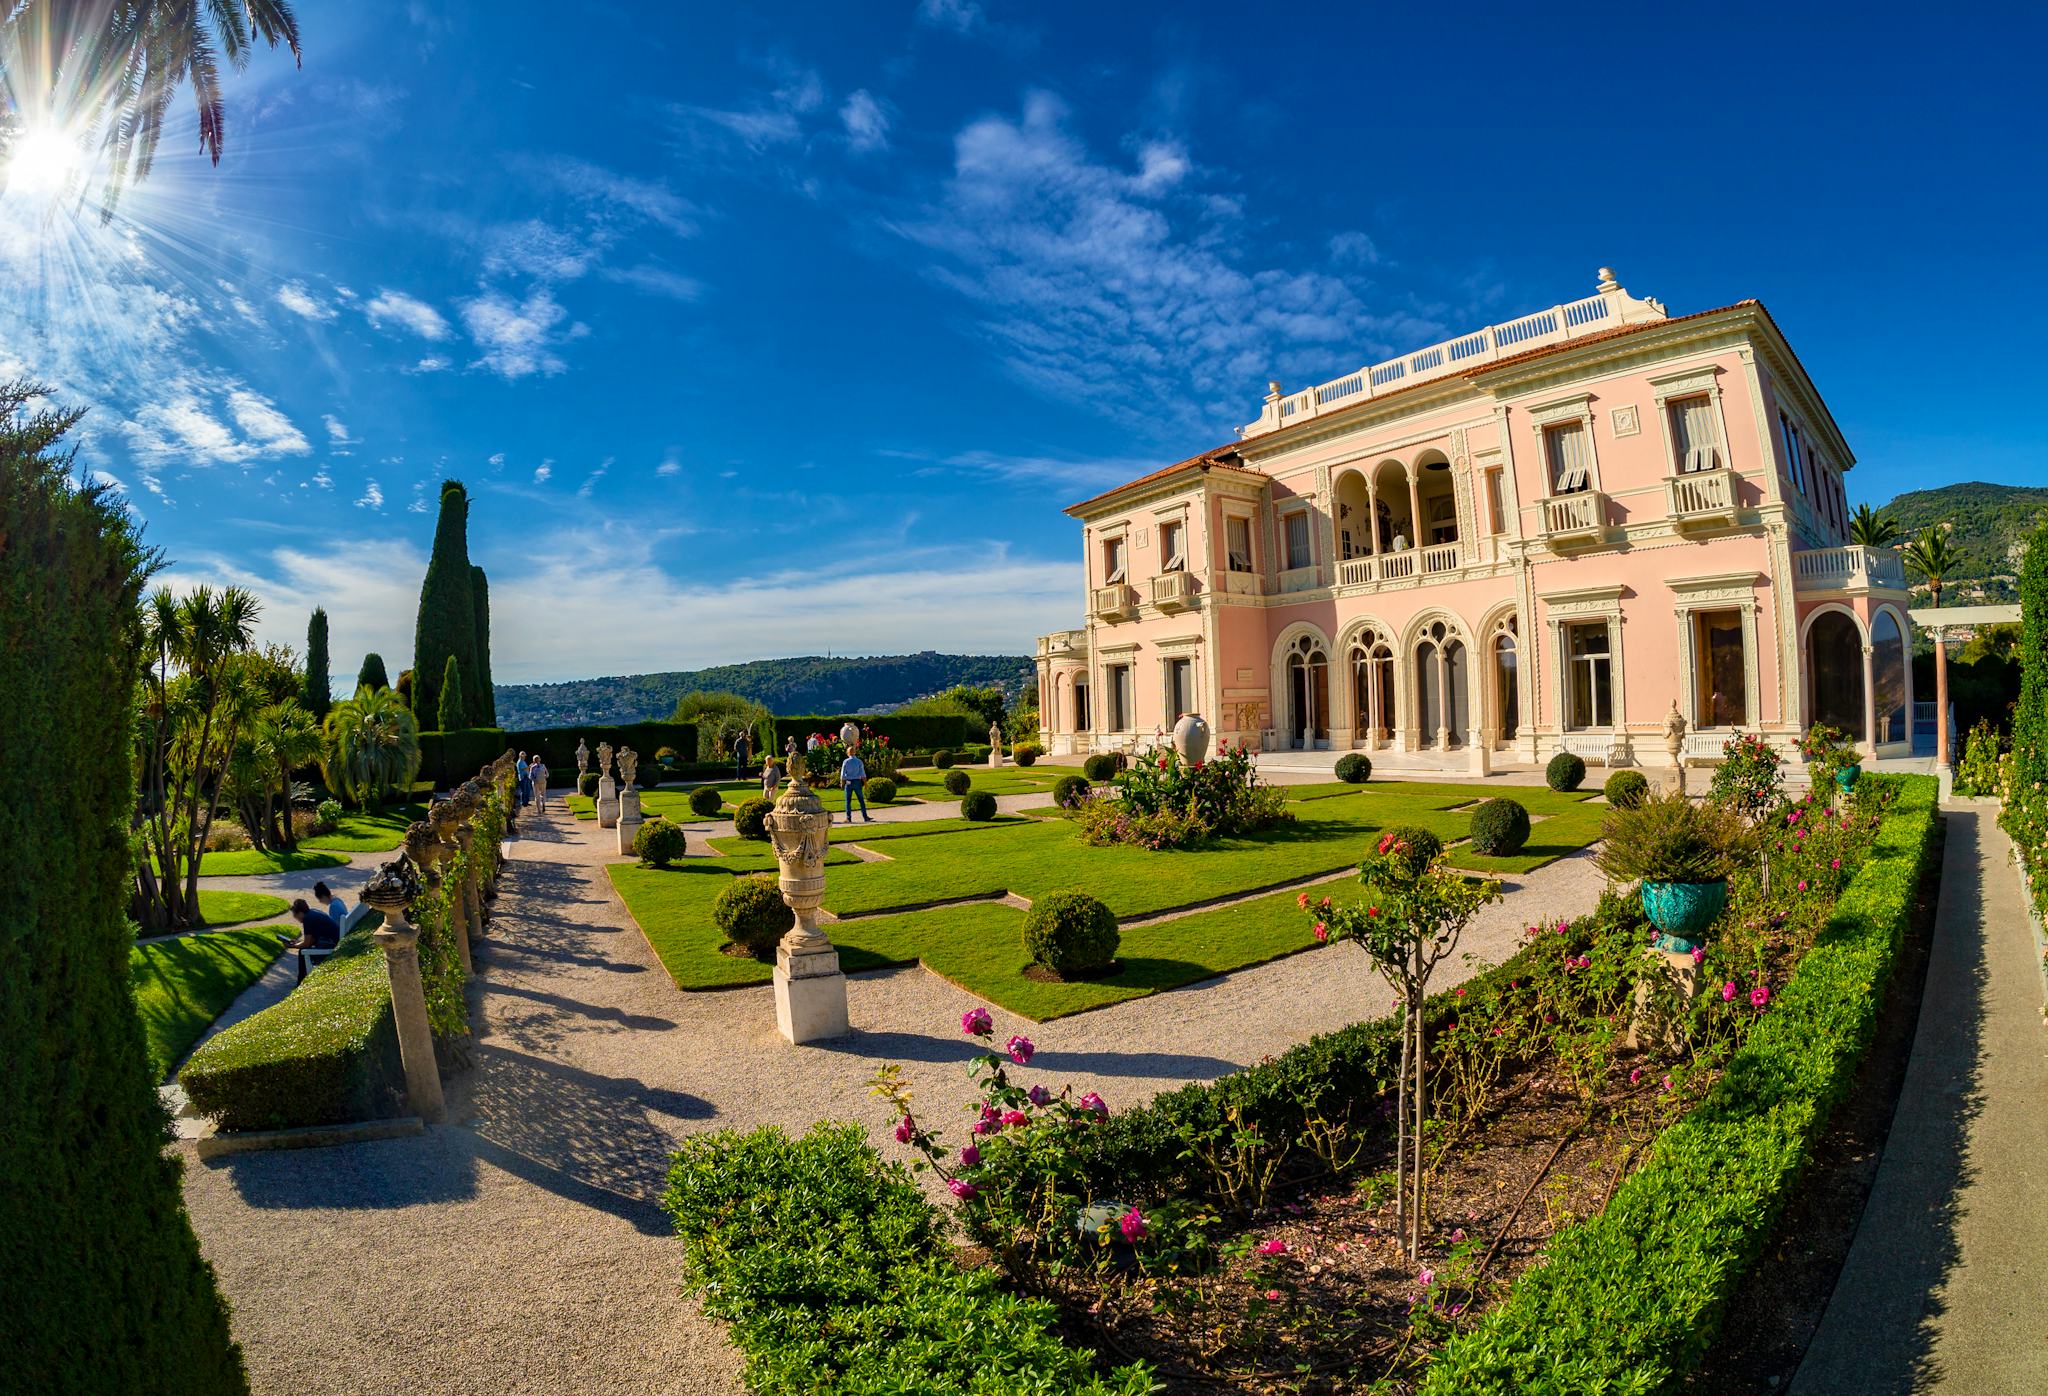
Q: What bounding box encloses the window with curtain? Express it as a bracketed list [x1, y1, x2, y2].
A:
[1159, 520, 1185, 572]
[1226, 516, 1254, 572]
[1692, 608, 1747, 726]
[1779, 414, 1805, 495]
[1485, 468, 1507, 535]
[1669, 395, 1721, 472]
[1566, 621, 1613, 729]
[1283, 511, 1313, 569]
[1102, 535, 1127, 583]
[1545, 421, 1591, 494]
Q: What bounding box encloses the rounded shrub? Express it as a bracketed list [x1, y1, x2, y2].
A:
[1604, 769, 1650, 809]
[1021, 889, 1120, 979]
[713, 874, 793, 960]
[634, 817, 689, 868]
[1546, 751, 1587, 792]
[944, 769, 971, 796]
[688, 784, 724, 818]
[866, 776, 897, 804]
[733, 797, 774, 841]
[1468, 798, 1531, 856]
[1083, 753, 1118, 782]
[578, 770, 601, 798]
[933, 749, 956, 770]
[1364, 824, 1444, 883]
[961, 790, 998, 822]
[1012, 743, 1041, 767]
[1053, 774, 1090, 809]
[1334, 752, 1372, 784]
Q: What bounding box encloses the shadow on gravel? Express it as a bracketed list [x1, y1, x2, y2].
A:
[809, 1028, 1240, 1083]
[208, 1128, 481, 1210]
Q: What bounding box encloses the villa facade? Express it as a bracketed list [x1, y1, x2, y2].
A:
[1034, 271, 1914, 770]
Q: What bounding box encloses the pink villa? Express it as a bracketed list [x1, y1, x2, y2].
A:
[1034, 271, 1915, 772]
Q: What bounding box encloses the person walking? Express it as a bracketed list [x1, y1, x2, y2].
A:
[531, 755, 550, 811]
[516, 752, 532, 808]
[734, 728, 751, 782]
[840, 748, 873, 823]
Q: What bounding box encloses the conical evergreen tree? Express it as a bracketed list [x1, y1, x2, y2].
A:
[356, 651, 390, 694]
[303, 607, 332, 718]
[412, 480, 479, 726]
[469, 565, 497, 726]
[396, 668, 415, 710]
[437, 654, 468, 731]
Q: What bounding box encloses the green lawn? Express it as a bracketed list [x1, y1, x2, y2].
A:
[196, 847, 348, 876]
[892, 765, 1069, 798]
[300, 803, 428, 852]
[566, 781, 924, 823]
[130, 927, 285, 1079]
[196, 889, 292, 925]
[607, 779, 1604, 1020]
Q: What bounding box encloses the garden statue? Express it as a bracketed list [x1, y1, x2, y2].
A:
[1171, 712, 1211, 765]
[595, 742, 620, 829]
[765, 745, 849, 1044]
[1664, 700, 1689, 795]
[989, 722, 1003, 768]
[616, 748, 643, 854]
[575, 738, 589, 777]
[619, 746, 638, 790]
[359, 856, 444, 1124]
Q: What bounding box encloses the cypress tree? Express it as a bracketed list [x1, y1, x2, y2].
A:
[1, 383, 248, 1392]
[303, 607, 332, 717]
[396, 668, 415, 710]
[357, 651, 390, 694]
[411, 479, 478, 727]
[2015, 519, 2048, 789]
[469, 564, 497, 726]
[437, 654, 468, 731]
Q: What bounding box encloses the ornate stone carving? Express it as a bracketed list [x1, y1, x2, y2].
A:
[1610, 404, 1641, 437]
[575, 739, 590, 775]
[619, 746, 638, 789]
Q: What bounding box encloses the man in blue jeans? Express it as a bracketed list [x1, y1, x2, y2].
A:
[840, 750, 874, 823]
[734, 729, 751, 782]
[284, 897, 342, 982]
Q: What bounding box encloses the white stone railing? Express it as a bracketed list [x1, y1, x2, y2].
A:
[1665, 468, 1735, 523]
[1793, 545, 1906, 591]
[1539, 491, 1607, 543]
[1242, 278, 1668, 438]
[1278, 564, 1323, 594]
[1037, 628, 1086, 658]
[1339, 556, 1377, 587]
[1420, 541, 1461, 576]
[1150, 570, 1199, 610]
[1089, 583, 1137, 620]
[1222, 570, 1262, 596]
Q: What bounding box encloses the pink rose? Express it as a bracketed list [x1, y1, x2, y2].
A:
[1297, 892, 1311, 909]
[894, 1116, 914, 1144]
[1119, 1205, 1147, 1242]
[961, 1006, 993, 1037]
[1265, 1288, 1282, 1301]
[1000, 1109, 1029, 1128]
[1721, 981, 1737, 1001]
[1027, 1084, 1052, 1107]
[1750, 985, 1770, 1008]
[1005, 1034, 1035, 1066]
[1078, 1091, 1108, 1119]
[1314, 922, 1328, 942]
[959, 1143, 980, 1167]
[1258, 1238, 1288, 1256]
[948, 1178, 979, 1200]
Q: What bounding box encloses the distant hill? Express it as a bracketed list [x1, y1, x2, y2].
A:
[494, 651, 1034, 728]
[1876, 481, 2048, 603]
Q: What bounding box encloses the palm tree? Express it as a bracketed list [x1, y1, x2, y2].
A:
[1849, 503, 1900, 549]
[323, 686, 421, 809]
[1903, 530, 1962, 769]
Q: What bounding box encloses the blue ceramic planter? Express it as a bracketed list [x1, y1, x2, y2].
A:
[1641, 879, 1728, 945]
[1835, 763, 1862, 792]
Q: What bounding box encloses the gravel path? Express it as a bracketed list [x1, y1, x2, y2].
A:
[181, 793, 1606, 1395]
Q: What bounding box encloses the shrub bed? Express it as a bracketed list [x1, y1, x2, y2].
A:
[867, 776, 898, 804]
[688, 784, 724, 818]
[943, 769, 971, 795]
[733, 797, 773, 841]
[1083, 753, 1118, 782]
[713, 875, 792, 960]
[1013, 743, 1042, 767]
[934, 749, 956, 770]
[634, 817, 688, 868]
[663, 1122, 1150, 1395]
[1022, 890, 1119, 979]
[1053, 774, 1090, 809]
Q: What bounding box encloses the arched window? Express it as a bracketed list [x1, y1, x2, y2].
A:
[1490, 615, 1519, 744]
[1349, 628, 1396, 747]
[1284, 634, 1330, 748]
[1413, 620, 1469, 749]
[1871, 610, 1907, 744]
[1809, 611, 1865, 739]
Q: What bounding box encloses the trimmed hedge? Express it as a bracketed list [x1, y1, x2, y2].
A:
[634, 817, 689, 868]
[1467, 797, 1530, 856]
[181, 930, 404, 1132]
[664, 1122, 1151, 1395]
[1546, 751, 1586, 791]
[713, 875, 793, 960]
[1083, 753, 1118, 782]
[1022, 890, 1119, 979]
[943, 769, 971, 795]
[1053, 774, 1090, 809]
[1604, 769, 1650, 809]
[933, 749, 956, 770]
[417, 721, 699, 788]
[733, 797, 773, 840]
[1334, 751, 1372, 783]
[867, 776, 898, 804]
[1013, 743, 1042, 767]
[688, 785, 724, 818]
[962, 790, 998, 821]
[1421, 775, 1940, 1394]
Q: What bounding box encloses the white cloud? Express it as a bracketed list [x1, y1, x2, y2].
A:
[409, 355, 452, 373]
[879, 446, 1161, 494]
[311, 469, 334, 490]
[364, 288, 451, 339]
[275, 282, 336, 321]
[122, 385, 310, 465]
[656, 458, 682, 477]
[918, 0, 983, 33]
[841, 90, 890, 153]
[528, 157, 700, 238]
[483, 220, 598, 281]
[323, 413, 355, 446]
[577, 456, 613, 499]
[599, 263, 702, 302]
[534, 461, 553, 483]
[355, 479, 385, 510]
[460, 287, 571, 378]
[1329, 231, 1381, 266]
[488, 451, 506, 467]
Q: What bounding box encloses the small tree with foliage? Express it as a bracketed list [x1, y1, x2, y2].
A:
[437, 653, 468, 731]
[1848, 502, 1901, 548]
[323, 686, 422, 808]
[303, 607, 332, 718]
[357, 651, 390, 693]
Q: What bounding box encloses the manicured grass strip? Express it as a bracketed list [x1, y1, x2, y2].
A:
[1448, 801, 1611, 875]
[568, 781, 925, 822]
[702, 814, 1039, 857]
[129, 927, 285, 1080]
[892, 766, 1068, 798]
[196, 846, 347, 876]
[193, 889, 291, 926]
[1421, 775, 1940, 1396]
[300, 803, 428, 852]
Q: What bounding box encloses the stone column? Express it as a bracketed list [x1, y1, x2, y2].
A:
[616, 746, 644, 853]
[766, 752, 849, 1044]
[1407, 471, 1423, 552]
[1435, 647, 1451, 751]
[1860, 642, 1879, 758]
[360, 863, 445, 1124]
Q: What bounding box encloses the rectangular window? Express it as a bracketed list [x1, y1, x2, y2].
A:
[1566, 621, 1613, 729]
[1692, 609, 1748, 727]
[1165, 657, 1192, 719]
[1485, 468, 1507, 535]
[1159, 519, 1185, 572]
[1073, 682, 1089, 731]
[1226, 516, 1254, 572]
[1102, 535, 1127, 584]
[1545, 421, 1591, 494]
[1779, 414, 1805, 495]
[1668, 395, 1721, 473]
[1107, 664, 1134, 730]
[1283, 510, 1313, 570]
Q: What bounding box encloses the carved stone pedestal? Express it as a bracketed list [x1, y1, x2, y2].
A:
[597, 776, 619, 828]
[767, 751, 850, 1045]
[774, 942, 850, 1044]
[1627, 947, 1701, 1052]
[617, 788, 643, 855]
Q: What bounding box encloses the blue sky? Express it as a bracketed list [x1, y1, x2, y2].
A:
[5, 0, 2042, 685]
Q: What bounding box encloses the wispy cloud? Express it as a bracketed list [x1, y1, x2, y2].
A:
[577, 456, 613, 498]
[599, 263, 702, 302]
[274, 282, 336, 321]
[122, 385, 311, 465]
[460, 287, 575, 378]
[364, 288, 451, 339]
[534, 461, 553, 483]
[841, 90, 890, 153]
[656, 457, 682, 477]
[408, 354, 452, 373]
[878, 445, 1162, 493]
[918, 0, 983, 33]
[355, 479, 385, 510]
[323, 413, 357, 449]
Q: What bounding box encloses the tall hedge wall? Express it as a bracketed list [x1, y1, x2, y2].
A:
[416, 722, 699, 788]
[1, 394, 247, 1393]
[469, 564, 497, 727]
[2001, 517, 2048, 924]
[772, 712, 975, 753]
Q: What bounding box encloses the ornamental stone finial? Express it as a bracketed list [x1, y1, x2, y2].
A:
[765, 738, 848, 1045]
[1598, 266, 1620, 292]
[619, 746, 638, 789]
[597, 741, 615, 779]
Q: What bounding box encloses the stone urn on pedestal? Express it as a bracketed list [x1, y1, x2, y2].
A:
[616, 746, 644, 855]
[766, 751, 849, 1044]
[358, 857, 445, 1124]
[596, 741, 620, 829]
[1664, 700, 1689, 796]
[1171, 713, 1211, 764]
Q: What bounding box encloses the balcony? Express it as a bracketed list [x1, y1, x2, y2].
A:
[1665, 467, 1738, 530]
[1150, 570, 1200, 613]
[1090, 583, 1138, 622]
[1793, 545, 1907, 594]
[1037, 629, 1086, 660]
[1336, 542, 1464, 591]
[1278, 565, 1322, 594]
[1221, 568, 1263, 597]
[1538, 491, 1608, 547]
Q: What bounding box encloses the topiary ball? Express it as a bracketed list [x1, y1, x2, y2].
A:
[1052, 774, 1090, 809]
[688, 784, 724, 818]
[1022, 889, 1120, 979]
[866, 776, 897, 804]
[934, 749, 956, 770]
[634, 817, 689, 868]
[962, 790, 997, 821]
[944, 769, 971, 795]
[712, 874, 793, 960]
[1468, 798, 1531, 856]
[732, 797, 774, 841]
[1083, 753, 1118, 782]
[1546, 751, 1587, 792]
[1334, 752, 1372, 784]
[1363, 824, 1444, 883]
[1604, 769, 1649, 810]
[578, 770, 601, 798]
[1013, 744, 1041, 767]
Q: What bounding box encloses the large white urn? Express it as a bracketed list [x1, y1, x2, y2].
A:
[1172, 713, 1211, 764]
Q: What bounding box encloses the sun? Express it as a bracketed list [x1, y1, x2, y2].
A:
[4, 122, 86, 197]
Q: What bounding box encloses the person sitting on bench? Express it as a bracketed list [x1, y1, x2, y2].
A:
[314, 880, 349, 928]
[284, 898, 342, 982]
